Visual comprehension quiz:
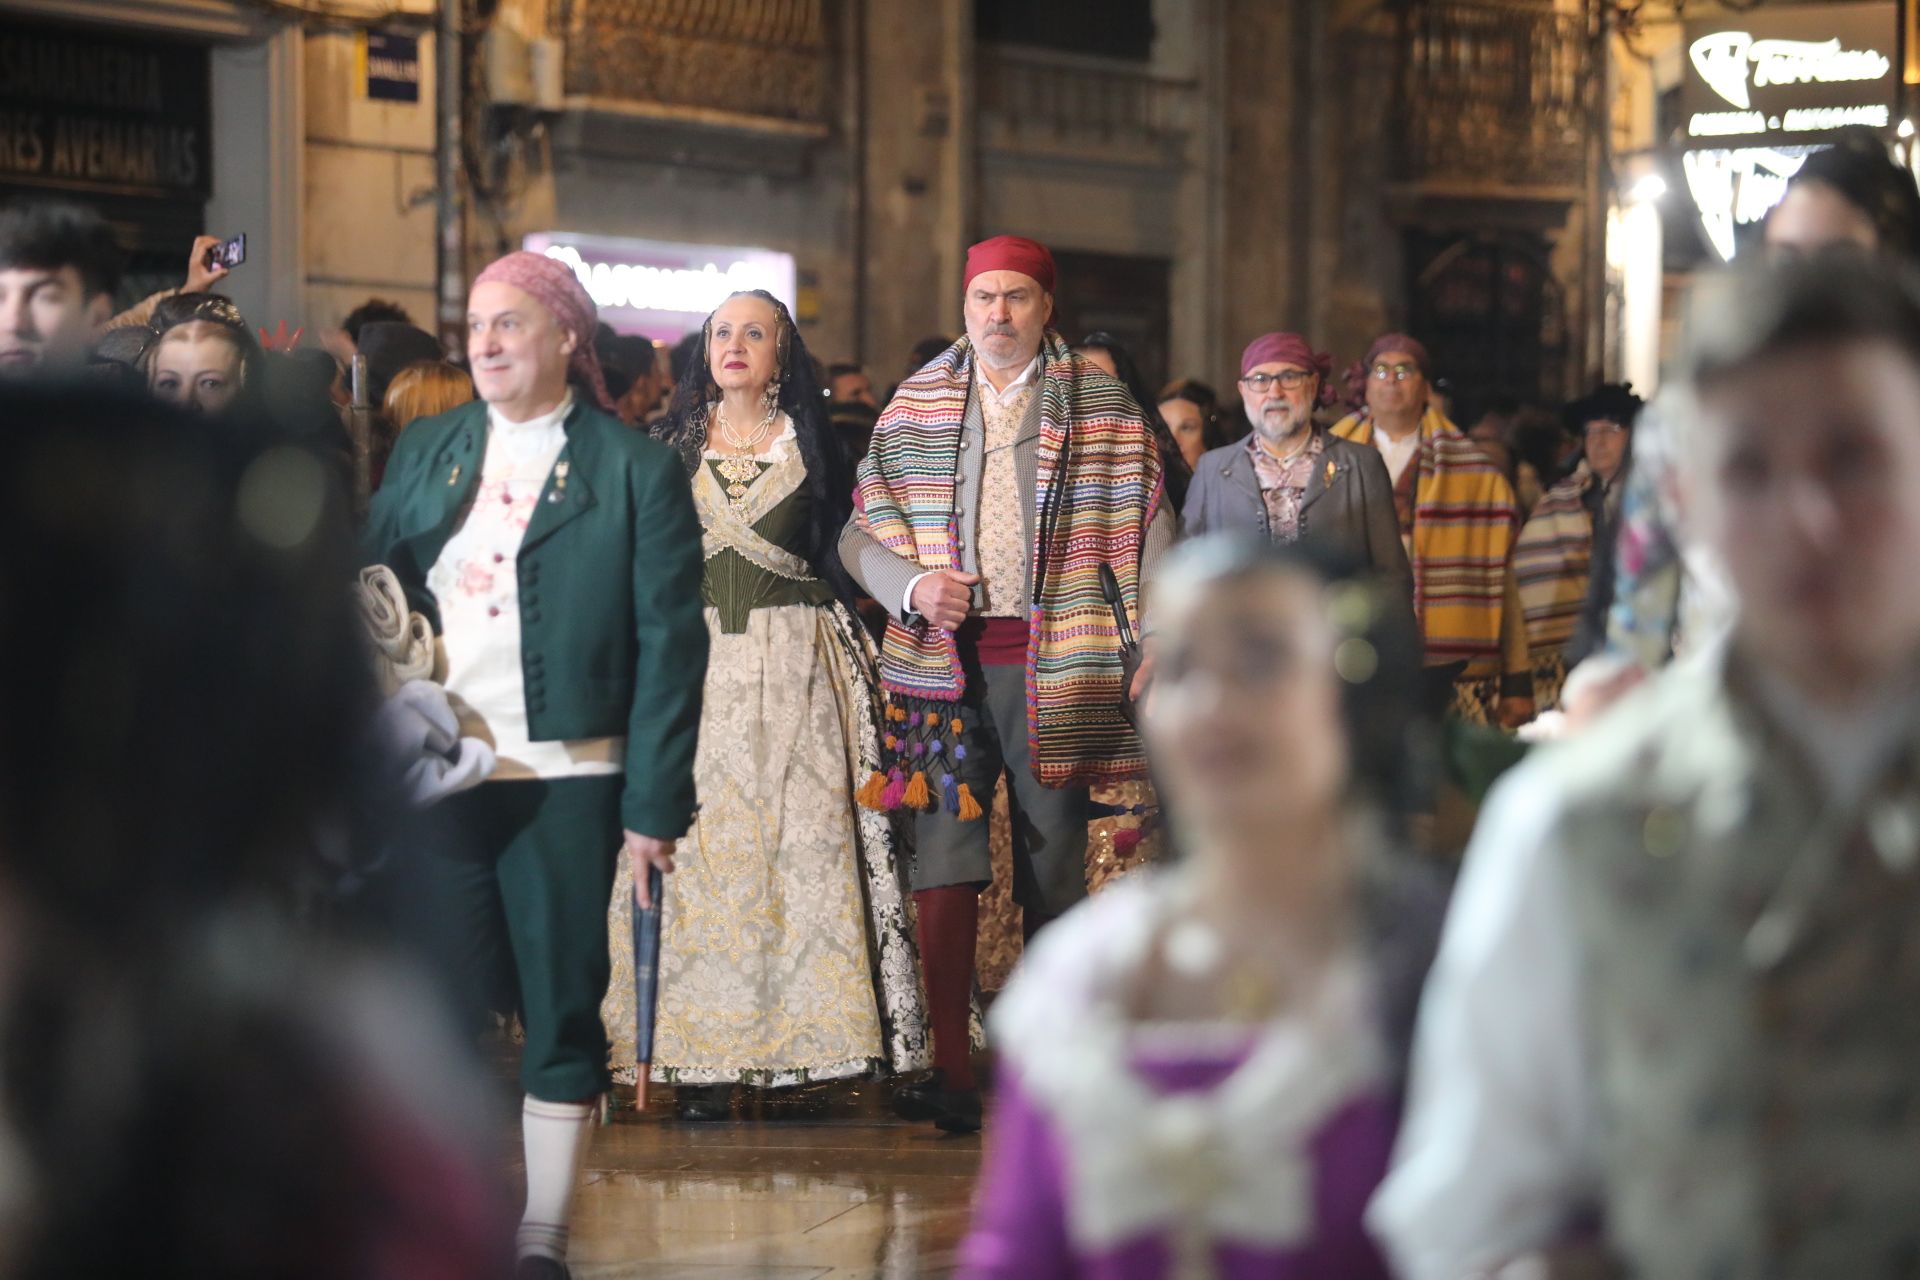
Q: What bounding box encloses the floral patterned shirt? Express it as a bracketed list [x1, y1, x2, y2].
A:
[1248, 430, 1325, 546]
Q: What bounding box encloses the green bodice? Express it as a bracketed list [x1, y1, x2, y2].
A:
[701, 456, 831, 633]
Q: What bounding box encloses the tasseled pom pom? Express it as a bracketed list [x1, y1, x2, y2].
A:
[855, 771, 889, 810]
[940, 772, 960, 814]
[925, 714, 942, 731]
[953, 744, 968, 761]
[903, 770, 931, 809]
[880, 768, 907, 810]
[950, 720, 965, 735]
[929, 739, 944, 755]
[884, 734, 898, 751]
[955, 782, 984, 822]
[909, 711, 921, 727]
[911, 741, 926, 757]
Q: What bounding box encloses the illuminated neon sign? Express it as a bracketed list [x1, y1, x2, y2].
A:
[522, 231, 797, 341]
[1681, 3, 1896, 149]
[1678, 3, 1897, 259]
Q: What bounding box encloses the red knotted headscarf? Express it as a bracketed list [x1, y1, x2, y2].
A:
[472, 250, 615, 411]
[963, 235, 1057, 293]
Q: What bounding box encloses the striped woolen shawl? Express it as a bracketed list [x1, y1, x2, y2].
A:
[1332, 406, 1519, 677]
[855, 331, 1163, 789]
[1512, 463, 1596, 656]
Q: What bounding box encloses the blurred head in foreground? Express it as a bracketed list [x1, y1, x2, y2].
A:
[1143, 536, 1424, 853]
[1677, 251, 1920, 701]
[0, 384, 507, 1277]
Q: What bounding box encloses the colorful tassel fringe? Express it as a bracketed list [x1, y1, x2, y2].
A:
[903, 771, 930, 809]
[956, 782, 984, 822]
[855, 770, 889, 810]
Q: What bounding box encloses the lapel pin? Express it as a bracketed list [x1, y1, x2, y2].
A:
[447, 464, 461, 487]
[1324, 459, 1337, 487]
[548, 460, 570, 503]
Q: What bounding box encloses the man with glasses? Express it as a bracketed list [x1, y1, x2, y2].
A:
[1184, 332, 1409, 592]
[1334, 334, 1530, 727]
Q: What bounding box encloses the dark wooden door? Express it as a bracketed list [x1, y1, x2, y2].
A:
[1404, 230, 1567, 424]
[1047, 249, 1172, 390]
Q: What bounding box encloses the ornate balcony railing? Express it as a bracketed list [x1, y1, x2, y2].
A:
[553, 0, 833, 127]
[976, 45, 1192, 154]
[1397, 0, 1591, 192]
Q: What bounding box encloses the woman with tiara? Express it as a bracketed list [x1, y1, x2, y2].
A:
[602, 291, 930, 1120]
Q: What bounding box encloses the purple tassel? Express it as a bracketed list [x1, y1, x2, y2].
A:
[929, 739, 944, 755]
[880, 768, 907, 810]
[912, 741, 926, 757]
[941, 772, 960, 814]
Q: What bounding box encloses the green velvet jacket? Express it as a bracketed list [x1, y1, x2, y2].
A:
[363, 398, 708, 839]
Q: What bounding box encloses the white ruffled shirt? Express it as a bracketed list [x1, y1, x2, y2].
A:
[427, 393, 625, 780]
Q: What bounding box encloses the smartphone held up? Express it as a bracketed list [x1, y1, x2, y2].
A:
[205, 233, 246, 272]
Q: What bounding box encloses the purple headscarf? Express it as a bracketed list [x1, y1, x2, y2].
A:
[1240, 332, 1337, 407]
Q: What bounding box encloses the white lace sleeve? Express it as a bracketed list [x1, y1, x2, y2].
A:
[1366, 760, 1603, 1280]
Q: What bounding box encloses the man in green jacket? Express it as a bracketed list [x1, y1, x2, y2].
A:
[364, 251, 706, 1280]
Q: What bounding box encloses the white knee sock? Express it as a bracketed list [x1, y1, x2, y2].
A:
[518, 1096, 596, 1261]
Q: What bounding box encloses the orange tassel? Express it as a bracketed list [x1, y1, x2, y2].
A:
[855, 771, 889, 810]
[950, 719, 965, 735]
[956, 782, 984, 822]
[903, 770, 931, 809]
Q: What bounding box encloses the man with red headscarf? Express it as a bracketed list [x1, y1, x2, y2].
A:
[364, 250, 708, 1279]
[840, 234, 1172, 1134]
[1184, 330, 1410, 590]
[1333, 333, 1531, 727]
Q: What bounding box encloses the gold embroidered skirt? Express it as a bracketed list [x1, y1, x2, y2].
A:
[603, 601, 931, 1086]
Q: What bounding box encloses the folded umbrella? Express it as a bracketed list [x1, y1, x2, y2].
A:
[632, 865, 665, 1110]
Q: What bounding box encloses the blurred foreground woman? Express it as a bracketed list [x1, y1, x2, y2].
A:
[1374, 252, 1920, 1277]
[0, 385, 509, 1278]
[960, 537, 1439, 1279]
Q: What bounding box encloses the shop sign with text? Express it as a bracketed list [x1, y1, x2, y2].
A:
[0, 19, 211, 201]
[1681, 2, 1898, 148]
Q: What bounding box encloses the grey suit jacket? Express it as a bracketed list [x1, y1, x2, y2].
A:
[840, 368, 1174, 620]
[1182, 432, 1411, 591]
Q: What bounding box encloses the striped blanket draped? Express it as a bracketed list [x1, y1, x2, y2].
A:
[855, 332, 1162, 798]
[1512, 465, 1596, 658]
[1332, 407, 1518, 677]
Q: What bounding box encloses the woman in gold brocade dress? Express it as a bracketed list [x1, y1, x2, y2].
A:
[603, 291, 930, 1120]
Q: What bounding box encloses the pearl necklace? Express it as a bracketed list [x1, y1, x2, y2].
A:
[716, 399, 778, 453]
[714, 399, 780, 501]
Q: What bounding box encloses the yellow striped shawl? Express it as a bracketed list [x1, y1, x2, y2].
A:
[855, 332, 1162, 789]
[1332, 407, 1519, 677]
[1512, 465, 1596, 657]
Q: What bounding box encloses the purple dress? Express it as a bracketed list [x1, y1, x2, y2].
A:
[959, 1042, 1399, 1279]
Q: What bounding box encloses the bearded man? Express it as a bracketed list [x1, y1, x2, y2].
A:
[1184, 331, 1409, 590]
[840, 235, 1171, 1133]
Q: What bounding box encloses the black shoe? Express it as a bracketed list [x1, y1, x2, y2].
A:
[675, 1083, 734, 1122]
[515, 1257, 569, 1280]
[891, 1071, 982, 1134]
